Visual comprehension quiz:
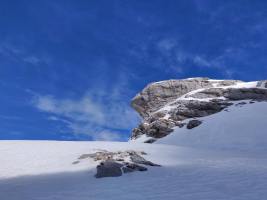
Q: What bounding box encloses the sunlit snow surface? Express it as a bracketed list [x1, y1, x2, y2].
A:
[1, 102, 267, 200]
[157, 101, 267, 153]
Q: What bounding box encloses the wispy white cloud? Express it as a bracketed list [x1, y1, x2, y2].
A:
[35, 95, 105, 124]
[0, 43, 22, 57]
[156, 38, 213, 71]
[32, 75, 140, 141]
[0, 42, 49, 66]
[156, 38, 244, 78]
[94, 131, 122, 141]
[23, 56, 41, 65]
[0, 115, 22, 121]
[193, 55, 212, 67]
[132, 33, 261, 79]
[157, 38, 177, 52]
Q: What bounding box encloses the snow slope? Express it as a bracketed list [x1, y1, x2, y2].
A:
[0, 141, 178, 179]
[157, 101, 267, 153]
[1, 126, 267, 200]
[1, 91, 267, 199]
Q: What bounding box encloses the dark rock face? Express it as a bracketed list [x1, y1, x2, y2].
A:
[130, 154, 161, 166]
[169, 100, 232, 121]
[187, 120, 202, 129]
[187, 88, 267, 101]
[131, 99, 231, 139]
[144, 138, 157, 143]
[95, 161, 123, 178]
[225, 88, 267, 100]
[130, 78, 267, 141]
[132, 118, 176, 139]
[95, 161, 150, 178]
[122, 163, 147, 173]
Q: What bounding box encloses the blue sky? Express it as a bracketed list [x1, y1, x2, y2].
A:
[0, 0, 267, 141]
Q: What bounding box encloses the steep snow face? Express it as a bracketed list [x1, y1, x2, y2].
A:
[131, 78, 267, 141]
[157, 101, 267, 153]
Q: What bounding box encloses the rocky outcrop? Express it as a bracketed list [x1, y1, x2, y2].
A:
[187, 120, 202, 129]
[75, 150, 160, 178]
[132, 119, 178, 139]
[130, 78, 267, 141]
[95, 161, 149, 178]
[187, 88, 267, 100]
[131, 78, 242, 118]
[130, 152, 161, 166]
[169, 99, 233, 121]
[256, 80, 267, 88]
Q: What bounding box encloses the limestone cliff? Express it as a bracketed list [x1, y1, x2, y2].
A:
[130, 78, 267, 142]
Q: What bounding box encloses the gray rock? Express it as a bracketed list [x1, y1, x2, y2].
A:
[131, 127, 144, 139]
[95, 160, 123, 178]
[169, 100, 232, 122]
[131, 118, 175, 139]
[147, 119, 175, 138]
[78, 150, 115, 161]
[235, 102, 247, 107]
[122, 163, 147, 173]
[186, 88, 224, 99]
[131, 78, 242, 118]
[130, 153, 161, 166]
[256, 80, 267, 88]
[130, 78, 267, 141]
[144, 138, 157, 143]
[84, 150, 161, 178]
[131, 78, 211, 118]
[131, 99, 232, 139]
[216, 80, 243, 86]
[188, 88, 267, 101]
[187, 120, 202, 129]
[225, 88, 267, 100]
[78, 154, 95, 159]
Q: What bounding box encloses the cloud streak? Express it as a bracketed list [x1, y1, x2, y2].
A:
[0, 42, 49, 66]
[35, 95, 105, 124]
[33, 80, 140, 141]
[155, 38, 248, 78]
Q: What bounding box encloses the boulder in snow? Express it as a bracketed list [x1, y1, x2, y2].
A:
[187, 120, 202, 129]
[95, 161, 123, 178]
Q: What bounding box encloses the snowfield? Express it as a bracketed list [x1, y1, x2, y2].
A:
[157, 101, 267, 153]
[1, 101, 267, 200]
